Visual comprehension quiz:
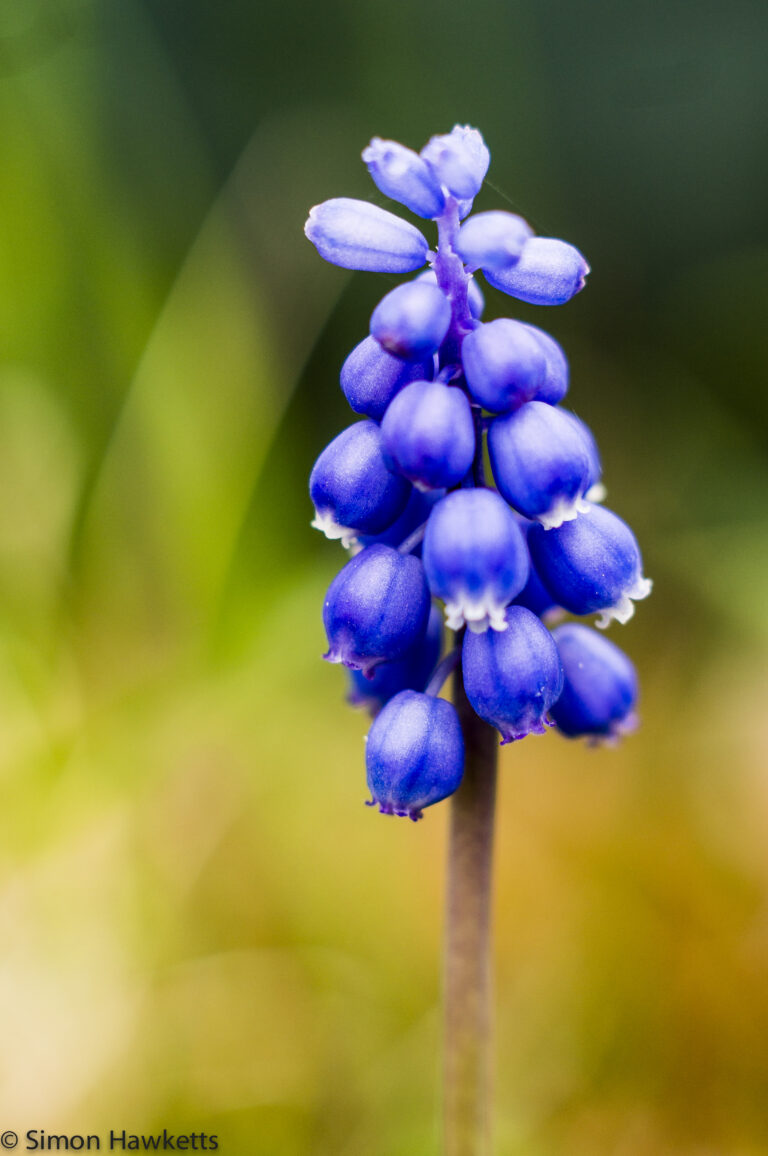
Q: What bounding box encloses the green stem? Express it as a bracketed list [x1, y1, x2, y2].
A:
[443, 661, 498, 1156]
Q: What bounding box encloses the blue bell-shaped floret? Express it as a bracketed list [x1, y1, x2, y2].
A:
[357, 488, 444, 552]
[528, 504, 652, 627]
[340, 335, 434, 422]
[362, 138, 446, 219]
[521, 323, 569, 405]
[381, 381, 475, 491]
[310, 420, 411, 547]
[305, 198, 429, 273]
[370, 281, 452, 360]
[366, 689, 465, 819]
[423, 488, 529, 632]
[550, 623, 638, 741]
[454, 210, 533, 271]
[488, 402, 599, 529]
[512, 519, 560, 619]
[323, 544, 431, 675]
[421, 125, 490, 203]
[461, 319, 548, 413]
[462, 605, 563, 744]
[563, 410, 603, 497]
[348, 604, 443, 715]
[484, 237, 589, 305]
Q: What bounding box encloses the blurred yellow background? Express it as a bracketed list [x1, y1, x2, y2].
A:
[0, 0, 767, 1152]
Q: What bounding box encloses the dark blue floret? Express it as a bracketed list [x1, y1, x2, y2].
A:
[551, 623, 638, 740]
[381, 381, 475, 491]
[513, 520, 559, 619]
[423, 489, 529, 632]
[521, 323, 569, 405]
[348, 605, 443, 715]
[340, 336, 434, 422]
[323, 544, 430, 676]
[370, 281, 452, 360]
[366, 689, 465, 819]
[357, 488, 444, 552]
[488, 402, 597, 529]
[310, 420, 411, 547]
[462, 605, 564, 744]
[528, 504, 652, 627]
[461, 319, 548, 413]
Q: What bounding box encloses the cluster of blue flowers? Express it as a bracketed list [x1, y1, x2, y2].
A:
[306, 126, 651, 821]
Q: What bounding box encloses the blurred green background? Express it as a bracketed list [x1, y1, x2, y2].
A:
[0, 0, 767, 1152]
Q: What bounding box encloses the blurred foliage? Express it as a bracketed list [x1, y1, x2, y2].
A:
[0, 0, 766, 1153]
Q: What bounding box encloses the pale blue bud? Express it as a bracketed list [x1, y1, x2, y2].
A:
[454, 211, 534, 271]
[305, 198, 429, 273]
[484, 237, 590, 306]
[362, 138, 446, 219]
[421, 125, 490, 200]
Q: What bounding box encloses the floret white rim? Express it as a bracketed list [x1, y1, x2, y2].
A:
[536, 493, 591, 532]
[444, 594, 509, 633]
[311, 507, 359, 550]
[595, 575, 653, 629]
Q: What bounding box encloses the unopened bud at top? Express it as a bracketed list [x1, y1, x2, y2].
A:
[421, 125, 490, 201]
[363, 138, 446, 219]
[485, 237, 589, 306]
[305, 198, 429, 273]
[454, 211, 534, 271]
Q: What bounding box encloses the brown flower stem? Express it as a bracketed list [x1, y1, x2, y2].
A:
[443, 660, 498, 1156]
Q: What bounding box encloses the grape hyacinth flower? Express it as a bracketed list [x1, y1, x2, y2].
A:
[304, 123, 651, 1151]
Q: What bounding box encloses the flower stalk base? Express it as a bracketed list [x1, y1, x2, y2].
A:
[443, 661, 498, 1156]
